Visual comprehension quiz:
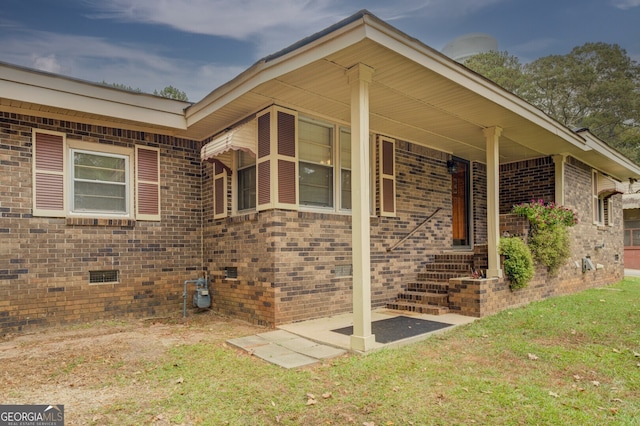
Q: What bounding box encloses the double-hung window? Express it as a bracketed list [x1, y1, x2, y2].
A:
[72, 149, 129, 214]
[237, 151, 256, 211]
[339, 128, 352, 211]
[299, 117, 334, 208]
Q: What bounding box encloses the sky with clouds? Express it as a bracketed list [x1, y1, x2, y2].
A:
[2, 0, 639, 102]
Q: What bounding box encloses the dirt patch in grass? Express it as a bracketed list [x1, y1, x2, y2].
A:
[0, 311, 262, 425]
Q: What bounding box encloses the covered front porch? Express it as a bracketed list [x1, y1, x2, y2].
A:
[189, 11, 637, 352]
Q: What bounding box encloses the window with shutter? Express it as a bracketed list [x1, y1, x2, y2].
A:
[379, 136, 396, 217]
[32, 130, 160, 221]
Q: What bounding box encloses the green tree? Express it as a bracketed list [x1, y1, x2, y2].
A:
[465, 43, 640, 164]
[464, 50, 526, 95]
[100, 81, 142, 93]
[154, 85, 189, 101]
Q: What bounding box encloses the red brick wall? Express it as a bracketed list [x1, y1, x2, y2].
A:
[0, 112, 203, 333]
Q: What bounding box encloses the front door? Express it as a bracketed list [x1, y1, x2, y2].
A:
[451, 158, 470, 247]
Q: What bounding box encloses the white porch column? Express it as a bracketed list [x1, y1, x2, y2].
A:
[483, 126, 503, 278]
[347, 63, 376, 352]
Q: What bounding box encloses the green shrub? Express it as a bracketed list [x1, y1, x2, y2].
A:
[499, 237, 535, 290]
[528, 225, 571, 274]
[512, 200, 577, 275]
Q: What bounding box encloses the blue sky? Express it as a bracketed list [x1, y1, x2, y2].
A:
[2, 0, 639, 102]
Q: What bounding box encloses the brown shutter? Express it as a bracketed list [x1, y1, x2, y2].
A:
[379, 136, 396, 217]
[213, 160, 228, 219]
[256, 106, 299, 210]
[136, 146, 161, 221]
[258, 161, 271, 206]
[258, 113, 271, 158]
[276, 110, 297, 206]
[33, 130, 65, 217]
[257, 111, 272, 210]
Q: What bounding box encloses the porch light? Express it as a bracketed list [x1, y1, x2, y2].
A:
[447, 160, 458, 174]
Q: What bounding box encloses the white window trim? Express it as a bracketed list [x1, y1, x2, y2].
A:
[67, 139, 134, 219]
[298, 115, 336, 211]
[70, 148, 130, 216]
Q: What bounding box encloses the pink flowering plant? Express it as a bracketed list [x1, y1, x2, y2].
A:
[511, 200, 578, 275]
[511, 199, 578, 230]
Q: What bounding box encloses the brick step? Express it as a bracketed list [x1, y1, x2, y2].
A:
[417, 271, 468, 282]
[386, 301, 450, 315]
[396, 291, 448, 305]
[423, 262, 473, 273]
[406, 282, 449, 293]
[433, 253, 474, 262]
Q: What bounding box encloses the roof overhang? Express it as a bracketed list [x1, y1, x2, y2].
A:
[1, 11, 639, 182]
[184, 10, 640, 180]
[0, 61, 190, 133]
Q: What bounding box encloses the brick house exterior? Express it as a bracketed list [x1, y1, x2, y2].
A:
[2, 11, 638, 341]
[1, 114, 202, 331]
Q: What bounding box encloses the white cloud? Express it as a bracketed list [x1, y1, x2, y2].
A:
[612, 0, 640, 9]
[378, 0, 506, 21]
[32, 54, 63, 73]
[81, 0, 509, 60]
[0, 28, 238, 100]
[86, 0, 338, 40]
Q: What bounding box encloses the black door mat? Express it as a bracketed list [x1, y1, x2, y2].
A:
[331, 315, 453, 344]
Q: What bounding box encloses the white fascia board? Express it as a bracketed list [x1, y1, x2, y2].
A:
[0, 64, 189, 129]
[186, 18, 369, 126]
[579, 130, 640, 178]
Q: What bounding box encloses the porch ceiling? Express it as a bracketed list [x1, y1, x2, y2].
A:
[184, 40, 583, 165]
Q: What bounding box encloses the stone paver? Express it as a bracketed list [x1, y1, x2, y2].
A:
[227, 330, 347, 369]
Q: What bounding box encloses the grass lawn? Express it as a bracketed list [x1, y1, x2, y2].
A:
[100, 278, 640, 425]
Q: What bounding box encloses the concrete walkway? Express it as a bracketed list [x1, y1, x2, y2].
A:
[227, 309, 476, 368]
[227, 329, 347, 369]
[624, 269, 640, 277]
